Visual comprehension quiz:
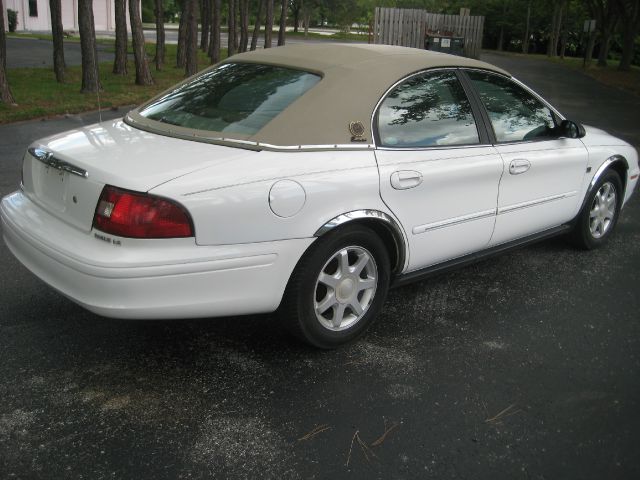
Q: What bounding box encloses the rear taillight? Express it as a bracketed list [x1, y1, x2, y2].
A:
[93, 186, 194, 238]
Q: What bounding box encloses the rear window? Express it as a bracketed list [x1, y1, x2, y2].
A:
[139, 63, 321, 136]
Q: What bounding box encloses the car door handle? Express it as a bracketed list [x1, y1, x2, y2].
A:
[509, 159, 531, 175]
[390, 170, 423, 190]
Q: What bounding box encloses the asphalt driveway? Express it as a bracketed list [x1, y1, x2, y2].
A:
[0, 54, 639, 479]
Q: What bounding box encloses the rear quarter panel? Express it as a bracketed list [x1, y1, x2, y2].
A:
[150, 150, 399, 246]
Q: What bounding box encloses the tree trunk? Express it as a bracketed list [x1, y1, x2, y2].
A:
[185, 0, 198, 75]
[208, 0, 221, 63]
[49, 0, 65, 82]
[560, 30, 568, 59]
[597, 32, 612, 66]
[585, 31, 596, 65]
[113, 0, 128, 74]
[264, 0, 273, 48]
[618, 28, 637, 70]
[303, 4, 310, 37]
[277, 0, 286, 46]
[551, 0, 565, 57]
[200, 0, 210, 51]
[0, 0, 6, 71]
[228, 0, 236, 56]
[177, 2, 187, 68]
[293, 2, 299, 33]
[522, 0, 531, 53]
[239, 0, 249, 52]
[129, 0, 154, 85]
[0, 0, 15, 104]
[497, 25, 504, 51]
[617, 0, 639, 71]
[546, 2, 560, 56]
[0, 65, 14, 104]
[78, 0, 101, 93]
[154, 0, 165, 70]
[250, 0, 264, 51]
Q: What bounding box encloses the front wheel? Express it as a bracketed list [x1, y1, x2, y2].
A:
[570, 169, 623, 249]
[280, 225, 391, 349]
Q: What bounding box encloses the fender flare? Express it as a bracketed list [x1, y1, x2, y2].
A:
[314, 209, 408, 273]
[577, 154, 629, 216]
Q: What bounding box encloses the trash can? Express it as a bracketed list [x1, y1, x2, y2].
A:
[425, 35, 465, 56]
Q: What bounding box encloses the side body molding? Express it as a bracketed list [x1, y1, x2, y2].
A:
[314, 209, 408, 273]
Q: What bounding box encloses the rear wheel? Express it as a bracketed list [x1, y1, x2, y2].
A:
[570, 170, 623, 249]
[280, 225, 390, 349]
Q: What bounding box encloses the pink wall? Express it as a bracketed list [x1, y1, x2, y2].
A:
[4, 0, 136, 32]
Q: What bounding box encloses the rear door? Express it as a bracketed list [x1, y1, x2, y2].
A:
[463, 70, 588, 245]
[374, 69, 503, 271]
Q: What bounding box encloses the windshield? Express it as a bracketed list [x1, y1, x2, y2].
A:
[139, 63, 321, 136]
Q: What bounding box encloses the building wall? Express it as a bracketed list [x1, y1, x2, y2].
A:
[4, 0, 136, 32]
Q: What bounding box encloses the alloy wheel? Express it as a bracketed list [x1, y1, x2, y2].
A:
[314, 246, 378, 331]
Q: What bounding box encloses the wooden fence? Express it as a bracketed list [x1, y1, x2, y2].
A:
[373, 7, 485, 59]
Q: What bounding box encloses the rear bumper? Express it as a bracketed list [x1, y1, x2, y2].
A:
[1, 191, 313, 319]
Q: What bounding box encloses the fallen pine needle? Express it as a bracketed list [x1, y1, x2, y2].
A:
[485, 403, 519, 423]
[346, 430, 359, 467]
[356, 432, 377, 463]
[371, 422, 399, 447]
[298, 424, 331, 441]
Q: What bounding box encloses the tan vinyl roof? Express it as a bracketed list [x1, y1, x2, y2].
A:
[127, 44, 510, 150]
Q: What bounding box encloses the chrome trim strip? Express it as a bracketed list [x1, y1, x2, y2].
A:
[506, 76, 566, 121]
[412, 209, 496, 235]
[124, 114, 374, 151]
[314, 209, 408, 272]
[375, 143, 493, 152]
[315, 210, 400, 236]
[498, 191, 577, 214]
[589, 155, 628, 190]
[28, 147, 89, 178]
[256, 142, 374, 150]
[369, 67, 461, 151]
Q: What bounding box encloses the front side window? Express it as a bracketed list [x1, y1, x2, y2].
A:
[29, 0, 38, 16]
[139, 63, 320, 136]
[467, 71, 557, 143]
[377, 70, 479, 148]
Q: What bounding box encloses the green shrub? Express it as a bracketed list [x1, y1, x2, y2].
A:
[7, 9, 18, 32]
[141, 5, 155, 23]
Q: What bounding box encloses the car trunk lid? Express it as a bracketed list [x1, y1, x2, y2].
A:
[21, 119, 254, 233]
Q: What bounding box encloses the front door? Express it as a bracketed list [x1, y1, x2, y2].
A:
[464, 70, 588, 245]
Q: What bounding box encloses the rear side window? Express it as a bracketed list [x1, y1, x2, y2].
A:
[467, 71, 557, 142]
[139, 63, 320, 136]
[377, 70, 479, 148]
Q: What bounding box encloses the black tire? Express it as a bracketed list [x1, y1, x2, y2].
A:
[279, 225, 391, 349]
[570, 169, 623, 250]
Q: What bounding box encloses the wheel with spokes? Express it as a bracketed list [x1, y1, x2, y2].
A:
[571, 169, 623, 249]
[280, 225, 390, 348]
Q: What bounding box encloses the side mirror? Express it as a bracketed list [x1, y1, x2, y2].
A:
[560, 119, 586, 139]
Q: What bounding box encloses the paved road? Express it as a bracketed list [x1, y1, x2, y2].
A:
[6, 31, 347, 68]
[1, 55, 639, 479]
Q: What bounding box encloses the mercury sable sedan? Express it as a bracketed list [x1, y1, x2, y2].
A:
[2, 44, 638, 348]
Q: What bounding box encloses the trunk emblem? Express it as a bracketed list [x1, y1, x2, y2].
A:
[28, 147, 89, 179]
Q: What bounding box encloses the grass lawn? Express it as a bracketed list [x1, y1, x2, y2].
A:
[0, 43, 225, 124]
[2, 30, 368, 123]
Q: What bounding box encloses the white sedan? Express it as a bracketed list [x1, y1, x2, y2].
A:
[2, 44, 638, 348]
